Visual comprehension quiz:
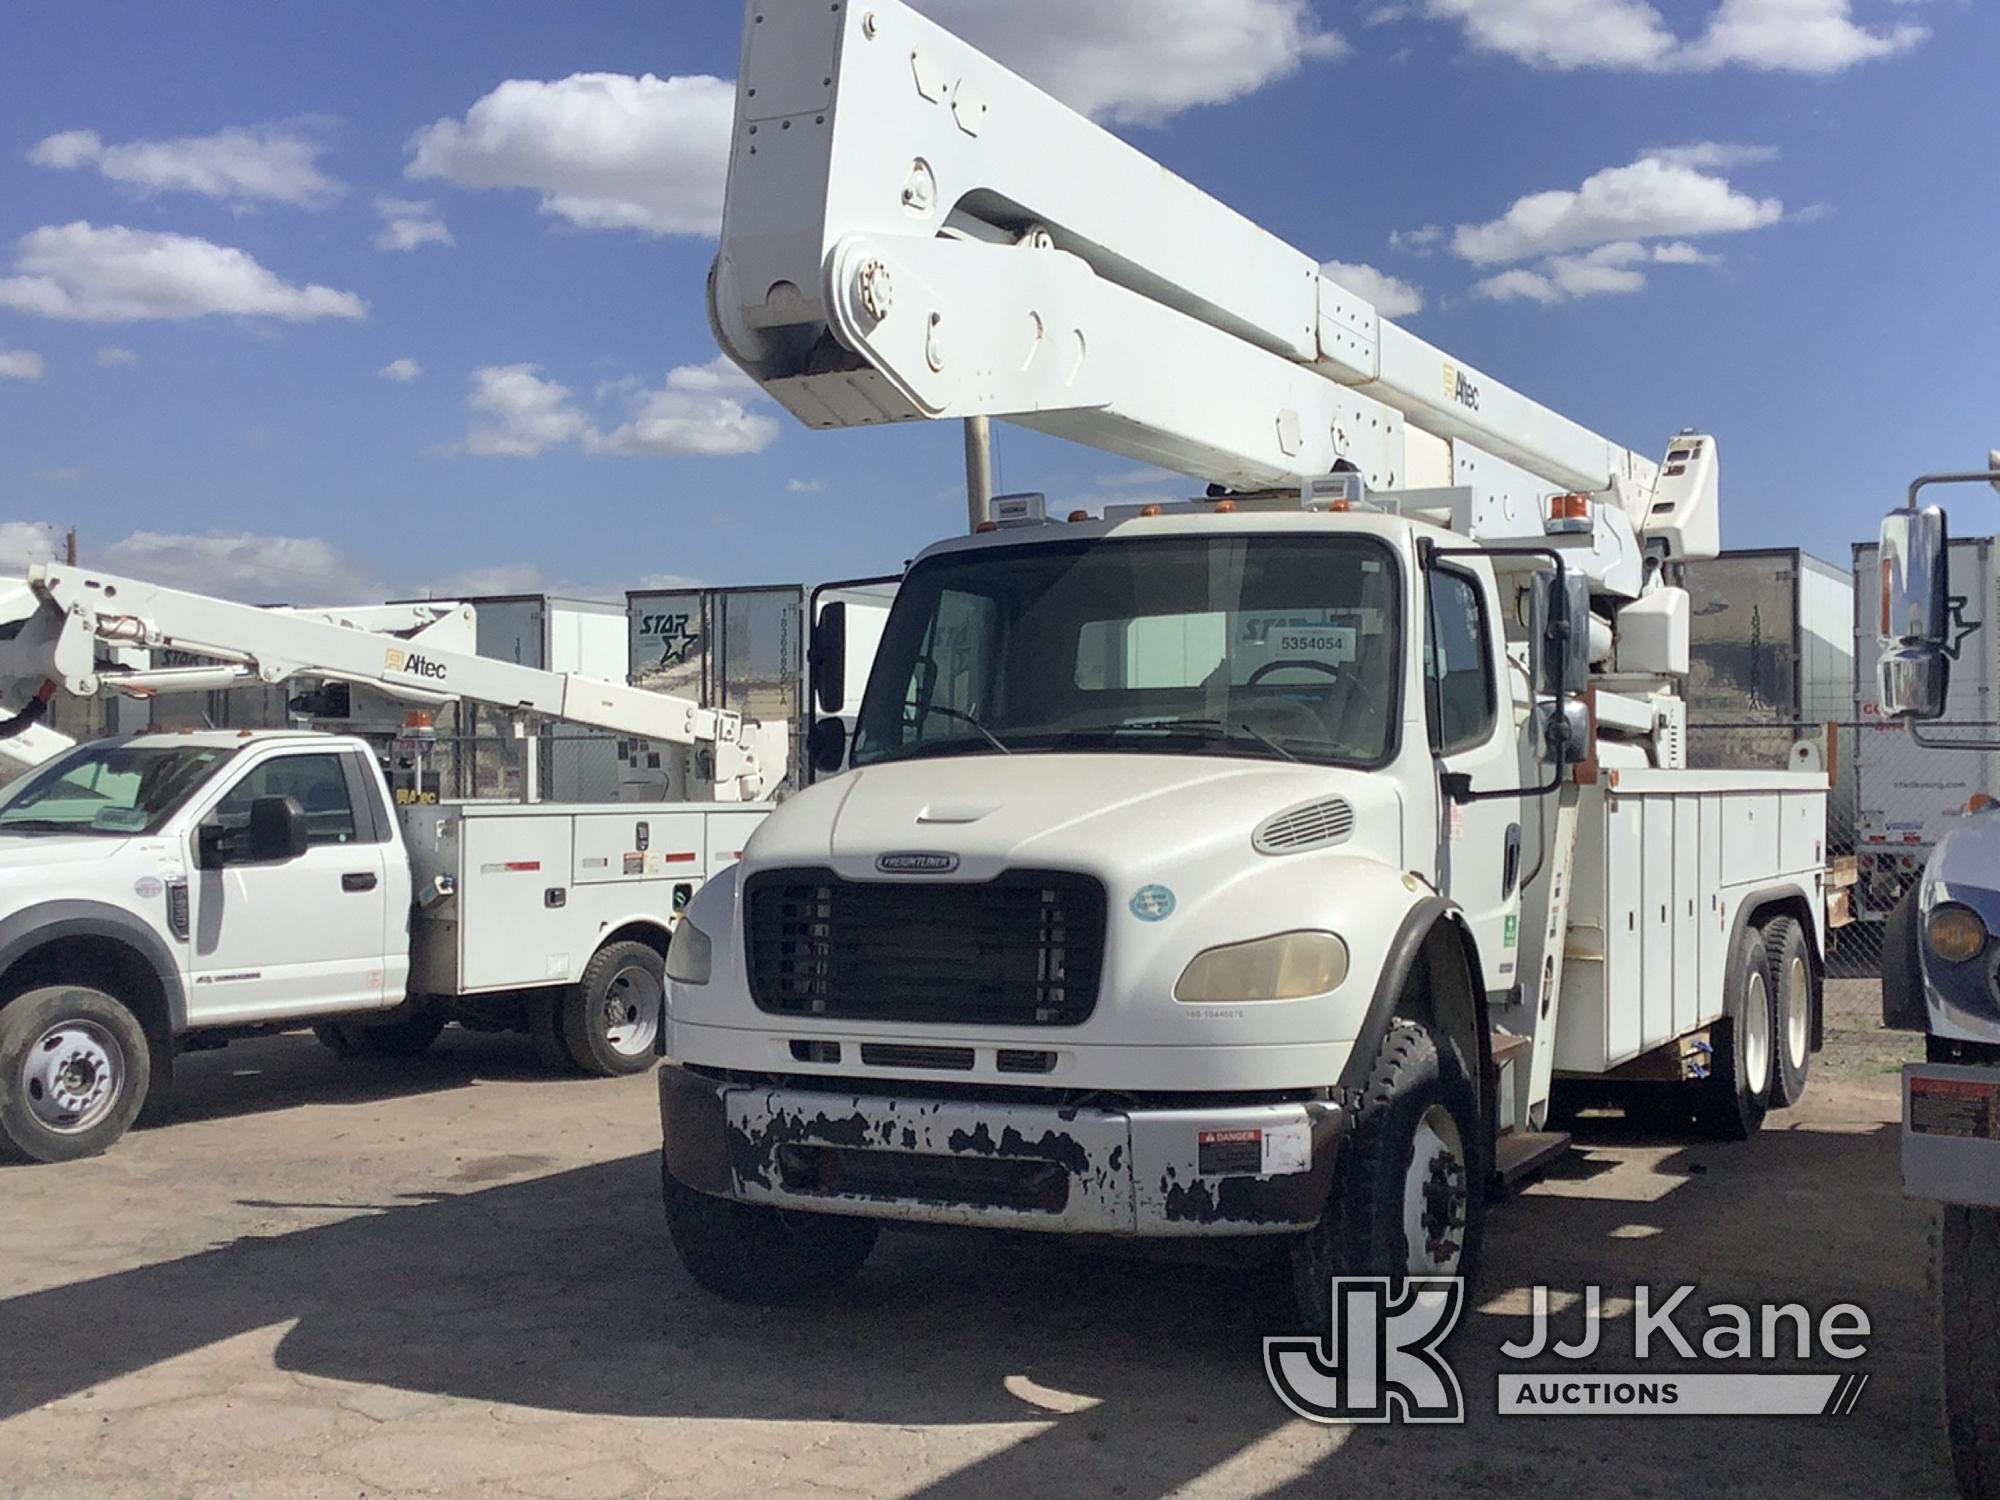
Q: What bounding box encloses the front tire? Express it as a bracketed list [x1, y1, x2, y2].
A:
[0, 986, 151, 1164]
[1290, 1021, 1484, 1328]
[1943, 1204, 2000, 1500]
[1699, 928, 1774, 1140]
[561, 941, 665, 1078]
[662, 1163, 879, 1304]
[1765, 917, 1814, 1107]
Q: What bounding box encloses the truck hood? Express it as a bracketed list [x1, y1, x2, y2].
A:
[0, 834, 137, 872]
[747, 752, 1405, 881]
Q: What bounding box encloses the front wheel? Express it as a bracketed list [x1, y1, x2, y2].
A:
[1290, 1021, 1485, 1328]
[561, 941, 665, 1078]
[0, 986, 152, 1164]
[662, 1163, 879, 1304]
[1943, 1205, 2000, 1500]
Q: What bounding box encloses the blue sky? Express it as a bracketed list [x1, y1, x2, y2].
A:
[0, 0, 1989, 604]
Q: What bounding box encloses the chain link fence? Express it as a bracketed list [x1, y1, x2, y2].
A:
[385, 730, 631, 807]
[1689, 717, 2000, 977]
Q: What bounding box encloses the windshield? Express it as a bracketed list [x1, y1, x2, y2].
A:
[852, 533, 1401, 769]
[0, 743, 235, 836]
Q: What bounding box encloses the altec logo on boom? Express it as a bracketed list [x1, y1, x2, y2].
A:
[383, 648, 448, 683]
[1442, 362, 1480, 413]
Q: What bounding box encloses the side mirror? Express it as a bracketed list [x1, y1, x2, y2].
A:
[1530, 568, 1591, 700]
[808, 717, 848, 777]
[248, 795, 309, 863]
[810, 601, 848, 716]
[1878, 505, 1951, 721]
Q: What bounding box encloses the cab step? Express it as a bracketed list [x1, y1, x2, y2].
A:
[1492, 1130, 1572, 1189]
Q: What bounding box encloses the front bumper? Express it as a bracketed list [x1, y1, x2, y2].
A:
[659, 1062, 1345, 1237]
[1903, 1062, 2000, 1208]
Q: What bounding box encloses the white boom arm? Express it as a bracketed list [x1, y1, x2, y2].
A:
[709, 0, 1721, 595]
[0, 565, 784, 801]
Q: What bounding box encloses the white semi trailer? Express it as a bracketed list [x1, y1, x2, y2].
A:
[653, 0, 1830, 1319]
[0, 563, 786, 1163]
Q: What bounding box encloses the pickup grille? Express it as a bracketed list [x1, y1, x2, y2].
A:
[744, 868, 1106, 1028]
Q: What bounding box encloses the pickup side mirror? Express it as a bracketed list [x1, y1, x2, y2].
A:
[808, 717, 848, 777]
[1878, 505, 1951, 721]
[199, 795, 309, 869]
[810, 601, 848, 716]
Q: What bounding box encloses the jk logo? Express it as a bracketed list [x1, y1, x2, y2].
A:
[1264, 1278, 1466, 1424]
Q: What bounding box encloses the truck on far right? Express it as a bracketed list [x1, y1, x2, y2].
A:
[1874, 460, 2000, 1500]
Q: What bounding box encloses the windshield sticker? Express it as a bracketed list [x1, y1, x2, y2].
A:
[1130, 885, 1176, 922]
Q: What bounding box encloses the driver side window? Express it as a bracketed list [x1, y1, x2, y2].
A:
[213, 754, 357, 849]
[899, 588, 997, 735]
[1426, 570, 1497, 756]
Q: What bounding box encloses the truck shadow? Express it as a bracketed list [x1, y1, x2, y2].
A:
[0, 1113, 1950, 1498]
[135, 1027, 575, 1129]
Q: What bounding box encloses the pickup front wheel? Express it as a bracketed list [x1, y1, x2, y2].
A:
[0, 986, 151, 1164]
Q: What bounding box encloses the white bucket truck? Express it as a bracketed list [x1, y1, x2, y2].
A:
[654, 0, 1831, 1319]
[0, 565, 783, 1162]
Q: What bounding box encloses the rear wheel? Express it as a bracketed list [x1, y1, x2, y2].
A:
[561, 941, 664, 1078]
[1290, 1021, 1484, 1329]
[1764, 917, 1814, 1107]
[0, 986, 151, 1164]
[1698, 928, 1773, 1140]
[662, 1162, 879, 1304]
[1942, 1204, 2000, 1500]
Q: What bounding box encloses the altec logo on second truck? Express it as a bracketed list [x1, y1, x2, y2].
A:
[384, 648, 448, 683]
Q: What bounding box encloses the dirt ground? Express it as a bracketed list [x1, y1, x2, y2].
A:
[0, 980, 1949, 1499]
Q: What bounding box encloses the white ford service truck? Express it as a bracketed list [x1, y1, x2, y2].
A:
[0, 564, 784, 1163]
[654, 0, 1831, 1321]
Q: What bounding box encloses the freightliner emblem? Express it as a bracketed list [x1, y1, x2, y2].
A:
[877, 852, 960, 874]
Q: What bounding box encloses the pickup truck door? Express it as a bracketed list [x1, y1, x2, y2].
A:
[1425, 562, 1526, 999]
[183, 747, 395, 1025]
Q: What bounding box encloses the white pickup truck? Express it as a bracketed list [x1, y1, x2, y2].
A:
[0, 730, 760, 1163]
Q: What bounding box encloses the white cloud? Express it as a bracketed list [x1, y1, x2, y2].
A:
[910, 0, 1346, 126]
[0, 223, 367, 324]
[1389, 224, 1445, 254]
[372, 196, 453, 251]
[95, 345, 137, 367]
[786, 478, 825, 494]
[31, 466, 83, 484]
[589, 358, 781, 459]
[0, 523, 60, 572]
[1452, 152, 1782, 264]
[451, 356, 781, 460]
[1644, 141, 1781, 169]
[1419, 0, 1924, 72]
[95, 529, 380, 603]
[1320, 259, 1424, 317]
[457, 364, 594, 458]
[0, 344, 44, 381]
[1680, 0, 1927, 71]
[26, 124, 340, 208]
[406, 73, 733, 236]
[1472, 240, 1720, 303]
[379, 357, 423, 383]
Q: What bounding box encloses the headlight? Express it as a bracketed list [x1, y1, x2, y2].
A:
[1175, 931, 1348, 1003]
[665, 917, 714, 985]
[1926, 903, 1988, 965]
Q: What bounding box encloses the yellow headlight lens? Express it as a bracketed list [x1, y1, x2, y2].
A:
[1926, 903, 1988, 965]
[1175, 931, 1348, 1003]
